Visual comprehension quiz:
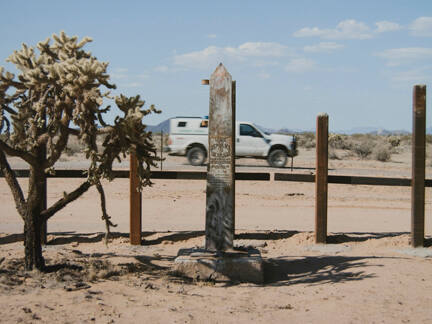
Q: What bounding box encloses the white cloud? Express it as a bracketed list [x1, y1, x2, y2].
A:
[375, 21, 402, 33]
[110, 67, 129, 79]
[293, 19, 372, 39]
[137, 73, 150, 79]
[173, 42, 290, 69]
[226, 42, 289, 57]
[376, 47, 432, 66]
[388, 68, 431, 83]
[251, 61, 279, 67]
[285, 58, 316, 73]
[173, 46, 222, 69]
[303, 42, 344, 53]
[207, 34, 217, 38]
[154, 65, 170, 72]
[410, 17, 432, 37]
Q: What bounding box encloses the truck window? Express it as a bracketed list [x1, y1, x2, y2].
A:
[200, 120, 208, 128]
[240, 124, 262, 137]
[177, 121, 187, 127]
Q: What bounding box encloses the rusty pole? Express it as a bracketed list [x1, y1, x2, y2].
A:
[40, 113, 47, 244]
[315, 113, 328, 244]
[129, 151, 142, 245]
[411, 85, 426, 247]
[160, 131, 163, 171]
[40, 177, 47, 244]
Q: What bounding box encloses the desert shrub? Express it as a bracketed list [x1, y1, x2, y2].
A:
[373, 144, 392, 162]
[297, 132, 315, 148]
[352, 141, 373, 159]
[426, 135, 432, 144]
[398, 134, 411, 146]
[387, 136, 401, 148]
[329, 149, 341, 160]
[329, 134, 352, 150]
[65, 137, 84, 156]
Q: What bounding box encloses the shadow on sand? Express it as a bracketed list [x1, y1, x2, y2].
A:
[327, 232, 410, 244]
[1, 230, 428, 247]
[263, 255, 385, 286]
[1, 230, 423, 287]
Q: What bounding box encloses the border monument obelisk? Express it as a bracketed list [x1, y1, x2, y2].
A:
[205, 63, 235, 251]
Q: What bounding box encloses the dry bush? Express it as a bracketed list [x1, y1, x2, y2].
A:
[329, 134, 352, 150]
[151, 132, 169, 152]
[296, 132, 315, 149]
[372, 144, 392, 162]
[65, 137, 84, 156]
[387, 136, 401, 148]
[399, 134, 411, 147]
[352, 141, 374, 159]
[329, 149, 341, 160]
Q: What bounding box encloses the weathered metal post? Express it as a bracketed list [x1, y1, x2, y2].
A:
[129, 151, 142, 245]
[411, 85, 426, 247]
[40, 179, 47, 244]
[160, 131, 163, 171]
[40, 113, 47, 244]
[205, 63, 235, 251]
[315, 113, 328, 244]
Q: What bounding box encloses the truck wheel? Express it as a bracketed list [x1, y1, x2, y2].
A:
[267, 149, 287, 168]
[187, 147, 206, 166]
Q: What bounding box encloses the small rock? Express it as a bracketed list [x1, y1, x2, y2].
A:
[22, 307, 32, 314]
[145, 283, 157, 290]
[278, 304, 293, 310]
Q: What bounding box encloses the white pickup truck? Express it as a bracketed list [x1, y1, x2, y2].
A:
[165, 116, 297, 168]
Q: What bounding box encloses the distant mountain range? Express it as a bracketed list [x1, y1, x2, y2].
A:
[146, 119, 170, 133]
[146, 118, 428, 135]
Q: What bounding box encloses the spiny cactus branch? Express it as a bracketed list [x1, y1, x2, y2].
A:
[0, 150, 27, 219]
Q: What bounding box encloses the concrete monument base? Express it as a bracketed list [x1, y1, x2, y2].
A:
[173, 247, 264, 284]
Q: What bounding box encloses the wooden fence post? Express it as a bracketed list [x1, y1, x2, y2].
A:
[40, 180, 47, 244]
[315, 113, 328, 244]
[411, 85, 426, 247]
[160, 131, 163, 171]
[205, 63, 235, 251]
[40, 113, 47, 244]
[130, 151, 142, 245]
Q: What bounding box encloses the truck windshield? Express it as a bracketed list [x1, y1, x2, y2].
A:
[254, 124, 271, 136]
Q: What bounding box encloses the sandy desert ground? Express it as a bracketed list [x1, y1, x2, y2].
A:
[1, 147, 432, 323]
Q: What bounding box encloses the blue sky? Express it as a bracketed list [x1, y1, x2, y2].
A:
[1, 0, 431, 132]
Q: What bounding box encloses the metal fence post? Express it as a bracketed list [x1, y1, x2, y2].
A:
[411, 85, 426, 247]
[315, 113, 328, 244]
[129, 151, 142, 245]
[160, 131, 163, 171]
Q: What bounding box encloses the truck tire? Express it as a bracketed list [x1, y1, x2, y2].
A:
[187, 147, 206, 166]
[267, 149, 287, 168]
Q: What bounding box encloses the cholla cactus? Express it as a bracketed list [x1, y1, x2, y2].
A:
[0, 32, 160, 270]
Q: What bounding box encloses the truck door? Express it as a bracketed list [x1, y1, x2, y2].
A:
[236, 123, 267, 156]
